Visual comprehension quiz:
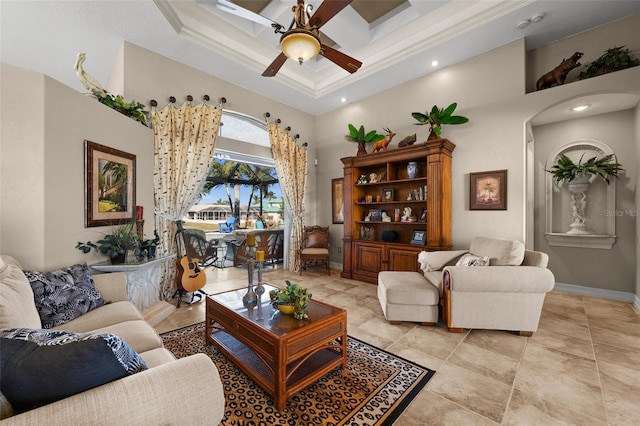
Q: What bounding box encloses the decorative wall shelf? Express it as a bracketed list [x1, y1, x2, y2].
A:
[545, 233, 616, 249]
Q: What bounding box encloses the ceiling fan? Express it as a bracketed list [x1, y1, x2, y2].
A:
[216, 0, 362, 77]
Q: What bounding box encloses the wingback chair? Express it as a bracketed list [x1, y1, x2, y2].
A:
[299, 226, 330, 275]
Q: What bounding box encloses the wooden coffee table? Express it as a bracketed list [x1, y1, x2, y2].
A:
[205, 284, 347, 410]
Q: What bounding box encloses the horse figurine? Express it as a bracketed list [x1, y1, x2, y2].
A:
[372, 127, 396, 152]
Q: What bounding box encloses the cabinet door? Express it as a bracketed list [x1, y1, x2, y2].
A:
[353, 242, 383, 280]
[388, 247, 421, 272]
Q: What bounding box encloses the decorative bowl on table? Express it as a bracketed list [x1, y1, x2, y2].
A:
[276, 303, 296, 315]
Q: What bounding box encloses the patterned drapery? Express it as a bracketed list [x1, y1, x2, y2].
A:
[267, 122, 307, 272]
[151, 102, 222, 299]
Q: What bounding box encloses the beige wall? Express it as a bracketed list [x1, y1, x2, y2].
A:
[636, 104, 640, 301]
[1, 64, 154, 271]
[533, 110, 637, 292]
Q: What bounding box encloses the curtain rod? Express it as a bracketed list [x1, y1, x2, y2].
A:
[149, 96, 226, 107]
[264, 112, 307, 146]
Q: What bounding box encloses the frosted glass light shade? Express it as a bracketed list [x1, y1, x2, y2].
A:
[281, 31, 320, 64]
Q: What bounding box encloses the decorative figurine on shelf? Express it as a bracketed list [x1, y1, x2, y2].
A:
[371, 127, 395, 152]
[402, 207, 412, 222]
[398, 133, 417, 147]
[536, 51, 583, 90]
[357, 174, 368, 184]
[369, 173, 378, 183]
[361, 226, 375, 241]
[382, 212, 391, 222]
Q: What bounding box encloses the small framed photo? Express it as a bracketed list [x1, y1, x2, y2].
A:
[368, 209, 382, 222]
[418, 208, 427, 222]
[410, 229, 426, 245]
[470, 169, 507, 210]
[382, 188, 394, 201]
[85, 140, 136, 227]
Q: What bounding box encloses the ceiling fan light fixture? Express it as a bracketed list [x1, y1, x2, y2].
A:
[280, 29, 321, 65]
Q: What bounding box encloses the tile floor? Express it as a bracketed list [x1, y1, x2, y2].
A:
[154, 265, 640, 426]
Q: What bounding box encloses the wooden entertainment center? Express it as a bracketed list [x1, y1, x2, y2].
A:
[340, 139, 454, 284]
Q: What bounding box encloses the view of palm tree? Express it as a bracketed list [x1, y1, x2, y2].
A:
[98, 160, 128, 212]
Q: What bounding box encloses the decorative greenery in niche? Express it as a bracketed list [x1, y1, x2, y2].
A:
[76, 222, 140, 259]
[545, 153, 624, 185]
[578, 46, 640, 80]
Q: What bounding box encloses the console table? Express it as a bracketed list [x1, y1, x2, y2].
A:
[91, 255, 175, 311]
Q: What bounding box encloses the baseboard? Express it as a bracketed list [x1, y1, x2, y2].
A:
[554, 282, 640, 310]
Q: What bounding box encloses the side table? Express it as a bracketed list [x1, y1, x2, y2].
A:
[91, 255, 175, 311]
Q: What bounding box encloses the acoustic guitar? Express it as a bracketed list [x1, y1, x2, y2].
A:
[175, 221, 206, 293]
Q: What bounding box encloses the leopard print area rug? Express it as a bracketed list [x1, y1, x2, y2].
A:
[161, 322, 435, 425]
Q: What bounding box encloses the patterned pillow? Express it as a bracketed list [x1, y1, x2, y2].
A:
[455, 253, 490, 267]
[24, 263, 105, 328]
[0, 328, 147, 413]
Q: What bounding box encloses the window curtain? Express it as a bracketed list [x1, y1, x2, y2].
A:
[151, 102, 222, 299]
[267, 122, 307, 273]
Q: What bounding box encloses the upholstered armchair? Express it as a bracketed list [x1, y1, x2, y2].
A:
[419, 236, 555, 335]
[299, 226, 330, 275]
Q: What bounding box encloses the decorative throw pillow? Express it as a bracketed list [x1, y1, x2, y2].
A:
[0, 328, 147, 413]
[455, 253, 490, 267]
[418, 250, 469, 272]
[24, 263, 105, 328]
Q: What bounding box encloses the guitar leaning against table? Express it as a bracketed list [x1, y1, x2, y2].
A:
[174, 221, 207, 306]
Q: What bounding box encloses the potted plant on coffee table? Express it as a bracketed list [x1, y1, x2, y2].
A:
[269, 280, 312, 320]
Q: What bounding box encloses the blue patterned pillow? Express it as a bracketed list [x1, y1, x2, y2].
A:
[0, 328, 147, 413]
[24, 263, 105, 328]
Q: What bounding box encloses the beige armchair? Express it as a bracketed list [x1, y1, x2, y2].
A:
[434, 237, 555, 335]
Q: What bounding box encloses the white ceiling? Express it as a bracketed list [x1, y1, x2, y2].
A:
[1, 1, 639, 115]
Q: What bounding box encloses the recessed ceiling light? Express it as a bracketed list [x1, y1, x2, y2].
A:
[431, 60, 438, 67]
[571, 104, 590, 112]
[516, 19, 530, 30]
[341, 97, 346, 103]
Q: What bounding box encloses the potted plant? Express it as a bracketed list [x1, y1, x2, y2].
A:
[411, 103, 469, 139]
[140, 230, 160, 260]
[345, 124, 386, 156]
[76, 222, 140, 264]
[269, 280, 312, 320]
[545, 153, 624, 187]
[578, 46, 640, 80]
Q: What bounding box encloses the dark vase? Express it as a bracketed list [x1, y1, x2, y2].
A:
[356, 140, 367, 156]
[381, 230, 398, 242]
[110, 252, 126, 264]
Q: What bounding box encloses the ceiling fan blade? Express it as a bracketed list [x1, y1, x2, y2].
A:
[262, 52, 289, 77]
[309, 0, 353, 30]
[216, 0, 281, 30]
[320, 44, 362, 74]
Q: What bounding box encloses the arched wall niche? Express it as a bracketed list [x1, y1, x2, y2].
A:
[544, 140, 617, 249]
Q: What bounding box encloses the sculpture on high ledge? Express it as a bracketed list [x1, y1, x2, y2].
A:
[536, 52, 583, 91]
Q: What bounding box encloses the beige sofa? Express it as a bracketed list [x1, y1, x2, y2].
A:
[0, 255, 225, 425]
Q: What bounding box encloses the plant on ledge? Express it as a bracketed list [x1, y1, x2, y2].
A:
[269, 280, 312, 320]
[76, 222, 140, 263]
[94, 93, 150, 126]
[411, 103, 469, 139]
[577, 46, 640, 80]
[345, 124, 386, 156]
[545, 153, 624, 185]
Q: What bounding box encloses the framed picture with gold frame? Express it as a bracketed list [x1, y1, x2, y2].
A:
[85, 140, 136, 227]
[331, 177, 344, 224]
[469, 169, 507, 210]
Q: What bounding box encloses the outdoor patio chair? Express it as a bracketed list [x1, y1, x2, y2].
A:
[219, 217, 236, 233]
[183, 229, 219, 268]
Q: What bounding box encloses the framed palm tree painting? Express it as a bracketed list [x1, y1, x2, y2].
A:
[85, 140, 136, 227]
[469, 169, 507, 210]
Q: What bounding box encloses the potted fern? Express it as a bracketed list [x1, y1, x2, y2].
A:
[345, 124, 385, 156]
[411, 103, 469, 139]
[545, 153, 624, 188]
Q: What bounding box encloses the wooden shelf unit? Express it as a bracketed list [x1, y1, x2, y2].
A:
[340, 140, 454, 284]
